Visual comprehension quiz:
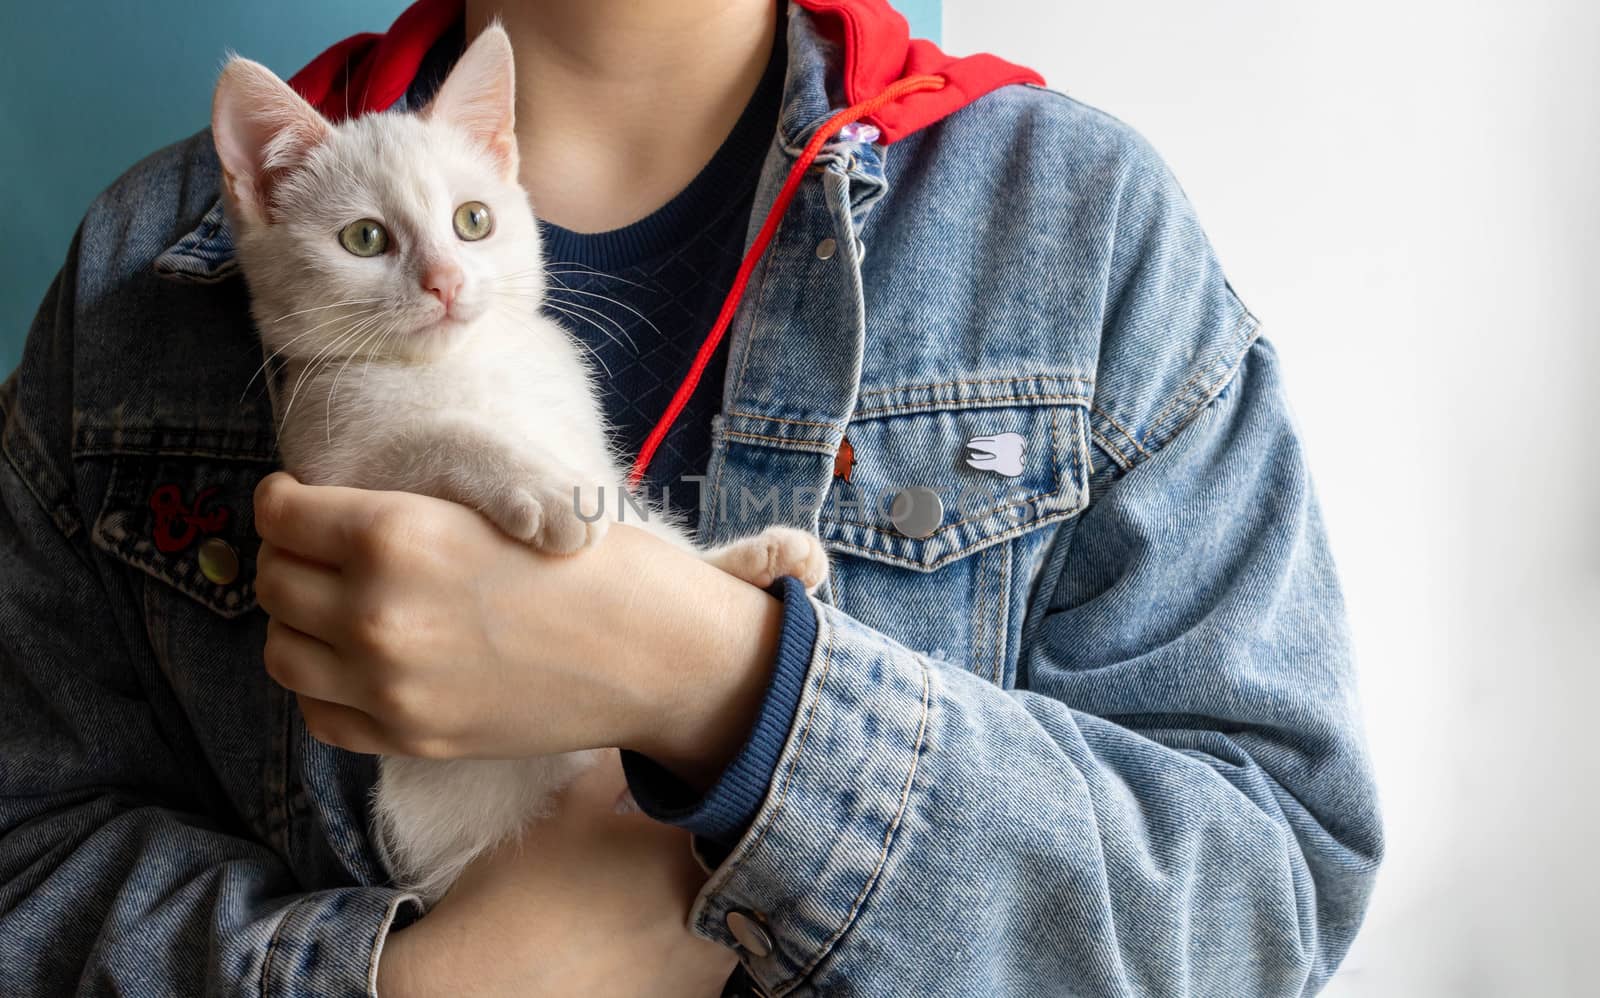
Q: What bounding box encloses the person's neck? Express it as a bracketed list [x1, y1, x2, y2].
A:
[465, 0, 779, 234]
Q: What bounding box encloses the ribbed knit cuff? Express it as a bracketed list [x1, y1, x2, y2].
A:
[621, 575, 817, 850]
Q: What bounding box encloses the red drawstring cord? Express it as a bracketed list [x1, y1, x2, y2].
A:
[628, 73, 948, 488]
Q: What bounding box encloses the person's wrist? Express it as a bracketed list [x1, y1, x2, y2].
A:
[603, 527, 784, 790]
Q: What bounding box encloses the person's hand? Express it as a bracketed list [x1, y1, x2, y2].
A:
[253, 472, 783, 786]
[376, 750, 739, 997]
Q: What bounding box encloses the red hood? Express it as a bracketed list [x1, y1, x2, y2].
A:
[287, 0, 1042, 142]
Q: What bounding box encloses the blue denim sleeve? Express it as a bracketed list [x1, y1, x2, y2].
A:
[686, 337, 1383, 996]
[0, 255, 419, 996]
[621, 575, 816, 854]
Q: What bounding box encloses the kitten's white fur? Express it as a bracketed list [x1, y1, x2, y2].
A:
[212, 25, 826, 902]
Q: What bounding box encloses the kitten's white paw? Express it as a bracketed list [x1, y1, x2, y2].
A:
[533, 488, 607, 554]
[482, 484, 606, 554]
[706, 527, 828, 591]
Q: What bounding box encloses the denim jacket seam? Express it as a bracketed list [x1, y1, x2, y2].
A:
[1088, 311, 1262, 484]
[853, 392, 1091, 418]
[854, 374, 1094, 400]
[258, 903, 292, 997]
[970, 545, 991, 687]
[733, 621, 837, 862]
[703, 421, 734, 538]
[724, 409, 841, 431]
[820, 508, 1082, 572]
[1143, 313, 1262, 455]
[988, 541, 1011, 684]
[1090, 402, 1150, 461]
[775, 642, 931, 996]
[365, 893, 421, 996]
[826, 481, 1059, 535]
[689, 618, 834, 979]
[721, 198, 786, 430]
[0, 382, 81, 538]
[722, 428, 838, 455]
[1089, 427, 1136, 472]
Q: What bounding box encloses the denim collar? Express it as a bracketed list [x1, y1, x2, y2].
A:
[152, 4, 889, 286]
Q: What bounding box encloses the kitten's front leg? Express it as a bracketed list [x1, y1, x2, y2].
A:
[702, 527, 829, 592]
[363, 421, 604, 554]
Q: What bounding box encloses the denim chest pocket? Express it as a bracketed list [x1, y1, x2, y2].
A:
[89, 452, 272, 617]
[818, 378, 1091, 569]
[815, 377, 1092, 688]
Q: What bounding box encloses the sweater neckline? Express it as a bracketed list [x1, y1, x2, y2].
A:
[536, 21, 786, 271]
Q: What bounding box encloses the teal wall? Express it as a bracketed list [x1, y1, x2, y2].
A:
[0, 2, 939, 374]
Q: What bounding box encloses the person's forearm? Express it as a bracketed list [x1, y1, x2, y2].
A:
[580, 522, 788, 792]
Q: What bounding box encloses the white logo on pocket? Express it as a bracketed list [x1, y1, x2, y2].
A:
[964, 432, 1027, 478]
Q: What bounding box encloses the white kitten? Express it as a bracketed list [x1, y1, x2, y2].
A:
[211, 25, 827, 902]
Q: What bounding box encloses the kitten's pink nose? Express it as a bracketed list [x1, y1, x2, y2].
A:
[422, 264, 464, 312]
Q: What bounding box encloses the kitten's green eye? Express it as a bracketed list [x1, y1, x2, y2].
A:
[339, 219, 389, 257]
[453, 201, 493, 241]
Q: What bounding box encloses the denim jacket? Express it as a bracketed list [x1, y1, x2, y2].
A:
[0, 5, 1381, 996]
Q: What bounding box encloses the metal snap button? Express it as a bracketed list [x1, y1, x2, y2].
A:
[197, 537, 240, 585]
[889, 487, 943, 539]
[725, 909, 774, 957]
[815, 237, 837, 260]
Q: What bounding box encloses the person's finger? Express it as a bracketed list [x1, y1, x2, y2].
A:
[296, 694, 390, 755]
[262, 617, 367, 708]
[255, 541, 346, 640]
[253, 471, 377, 565]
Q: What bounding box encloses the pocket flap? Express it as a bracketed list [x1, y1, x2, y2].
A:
[818, 386, 1091, 572]
[90, 453, 273, 618]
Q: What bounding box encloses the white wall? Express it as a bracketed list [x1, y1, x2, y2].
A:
[945, 2, 1600, 994]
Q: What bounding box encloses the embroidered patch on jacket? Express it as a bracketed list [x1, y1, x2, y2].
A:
[149, 484, 233, 553]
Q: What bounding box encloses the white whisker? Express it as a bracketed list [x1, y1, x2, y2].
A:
[541, 300, 638, 357]
[269, 297, 387, 324]
[326, 309, 400, 445]
[239, 306, 384, 403]
[280, 312, 389, 425]
[544, 285, 663, 346]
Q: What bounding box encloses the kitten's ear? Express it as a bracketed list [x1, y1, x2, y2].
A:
[426, 23, 517, 180]
[211, 56, 330, 225]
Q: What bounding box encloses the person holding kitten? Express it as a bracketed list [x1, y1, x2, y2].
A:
[0, 0, 1383, 996]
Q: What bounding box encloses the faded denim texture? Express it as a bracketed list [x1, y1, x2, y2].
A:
[0, 6, 1381, 996]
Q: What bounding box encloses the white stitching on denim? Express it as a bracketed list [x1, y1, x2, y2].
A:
[854, 393, 1090, 418]
[993, 540, 1011, 686]
[1091, 403, 1149, 460]
[732, 613, 837, 863]
[856, 375, 1093, 399]
[725, 410, 841, 431]
[778, 650, 933, 996]
[821, 509, 1082, 572]
[259, 900, 295, 996]
[722, 428, 838, 456]
[969, 545, 988, 685]
[1144, 315, 1261, 450]
[1089, 428, 1134, 471]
